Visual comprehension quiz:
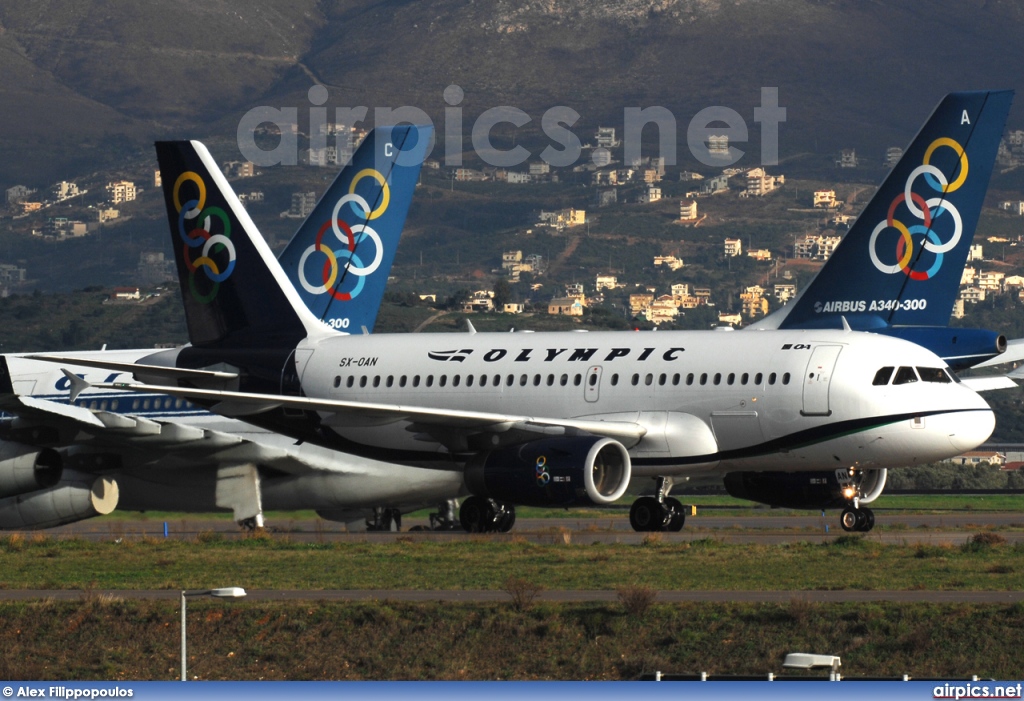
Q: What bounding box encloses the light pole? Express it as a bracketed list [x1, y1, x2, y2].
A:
[181, 587, 247, 681]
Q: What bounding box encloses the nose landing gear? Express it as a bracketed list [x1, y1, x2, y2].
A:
[837, 467, 876, 532]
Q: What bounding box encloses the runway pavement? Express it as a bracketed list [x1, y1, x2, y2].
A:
[2, 589, 1023, 603]
[42, 512, 1024, 546]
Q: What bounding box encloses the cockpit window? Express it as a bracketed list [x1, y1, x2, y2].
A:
[947, 368, 961, 383]
[917, 367, 951, 383]
[872, 367, 894, 386]
[892, 366, 919, 385]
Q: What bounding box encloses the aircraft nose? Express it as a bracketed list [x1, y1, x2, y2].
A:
[947, 409, 996, 453]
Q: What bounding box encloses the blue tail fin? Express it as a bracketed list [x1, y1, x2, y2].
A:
[155, 141, 327, 350]
[278, 125, 431, 333]
[777, 90, 1013, 330]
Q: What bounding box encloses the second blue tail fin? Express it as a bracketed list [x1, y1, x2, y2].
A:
[777, 90, 1013, 330]
[278, 125, 431, 333]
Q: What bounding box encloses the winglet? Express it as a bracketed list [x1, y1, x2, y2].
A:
[466, 319, 477, 334]
[60, 369, 91, 403]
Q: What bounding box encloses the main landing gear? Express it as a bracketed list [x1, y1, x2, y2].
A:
[840, 506, 875, 532]
[459, 495, 516, 533]
[629, 477, 685, 532]
[365, 507, 402, 532]
[429, 499, 461, 531]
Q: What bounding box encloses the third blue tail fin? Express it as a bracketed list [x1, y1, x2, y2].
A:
[278, 125, 431, 333]
[777, 90, 1013, 330]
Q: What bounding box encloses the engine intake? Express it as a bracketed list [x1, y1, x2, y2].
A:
[723, 468, 887, 510]
[466, 436, 631, 507]
[0, 471, 119, 530]
[0, 443, 62, 499]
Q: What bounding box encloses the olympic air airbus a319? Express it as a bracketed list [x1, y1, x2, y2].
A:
[68, 90, 1014, 533]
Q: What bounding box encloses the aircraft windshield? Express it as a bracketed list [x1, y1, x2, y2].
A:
[917, 367, 952, 383]
[872, 367, 894, 386]
[892, 367, 919, 385]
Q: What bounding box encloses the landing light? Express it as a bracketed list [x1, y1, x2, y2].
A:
[842, 487, 855, 499]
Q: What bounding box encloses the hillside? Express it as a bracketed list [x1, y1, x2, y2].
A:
[1, 1, 1024, 186]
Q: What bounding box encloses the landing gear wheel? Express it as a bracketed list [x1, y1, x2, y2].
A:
[840, 507, 861, 532]
[861, 507, 875, 532]
[460, 496, 493, 533]
[840, 507, 873, 532]
[496, 506, 516, 533]
[630, 496, 665, 532]
[665, 497, 685, 532]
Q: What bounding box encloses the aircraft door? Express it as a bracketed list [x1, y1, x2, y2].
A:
[801, 345, 842, 416]
[584, 365, 602, 403]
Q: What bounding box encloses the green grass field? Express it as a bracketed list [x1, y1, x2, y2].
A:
[0, 533, 1019, 591]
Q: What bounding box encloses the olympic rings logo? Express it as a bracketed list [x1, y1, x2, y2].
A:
[297, 169, 390, 302]
[535, 456, 551, 487]
[868, 138, 967, 281]
[173, 171, 236, 303]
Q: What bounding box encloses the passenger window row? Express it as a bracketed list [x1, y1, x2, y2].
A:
[333, 370, 792, 390]
[335, 373, 588, 390]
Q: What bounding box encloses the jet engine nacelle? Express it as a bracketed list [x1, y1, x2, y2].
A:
[723, 468, 887, 510]
[465, 436, 631, 507]
[0, 471, 119, 530]
[0, 443, 62, 499]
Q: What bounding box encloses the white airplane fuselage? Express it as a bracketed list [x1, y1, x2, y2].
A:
[297, 328, 995, 477]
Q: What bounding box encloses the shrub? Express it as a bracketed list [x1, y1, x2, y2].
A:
[617, 586, 657, 618]
[961, 532, 1007, 553]
[504, 576, 544, 612]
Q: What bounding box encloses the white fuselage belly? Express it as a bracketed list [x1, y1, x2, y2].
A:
[299, 328, 995, 476]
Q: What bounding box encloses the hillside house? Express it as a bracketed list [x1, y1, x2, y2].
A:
[813, 190, 838, 208]
[548, 297, 583, 316]
[724, 238, 742, 257]
[742, 168, 784, 197]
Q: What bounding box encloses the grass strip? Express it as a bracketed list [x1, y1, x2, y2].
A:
[0, 532, 1020, 591]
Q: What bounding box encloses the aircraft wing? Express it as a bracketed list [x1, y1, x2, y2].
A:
[92, 380, 649, 446]
[958, 375, 1019, 392]
[971, 338, 1024, 370]
[0, 388, 333, 476]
